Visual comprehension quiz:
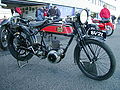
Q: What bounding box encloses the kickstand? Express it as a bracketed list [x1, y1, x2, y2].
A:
[17, 60, 29, 68]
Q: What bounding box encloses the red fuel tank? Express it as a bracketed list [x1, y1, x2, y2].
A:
[40, 23, 74, 35]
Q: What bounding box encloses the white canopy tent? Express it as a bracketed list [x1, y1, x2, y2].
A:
[0, 0, 7, 7]
[0, 0, 11, 19]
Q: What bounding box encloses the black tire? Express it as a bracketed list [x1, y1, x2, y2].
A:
[106, 29, 114, 36]
[106, 25, 114, 36]
[74, 39, 116, 80]
[0, 26, 8, 50]
[8, 31, 33, 61]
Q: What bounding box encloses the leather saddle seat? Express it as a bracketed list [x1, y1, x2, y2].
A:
[29, 18, 62, 27]
[99, 20, 110, 23]
[29, 20, 46, 27]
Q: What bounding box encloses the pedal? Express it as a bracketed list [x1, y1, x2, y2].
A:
[17, 60, 29, 68]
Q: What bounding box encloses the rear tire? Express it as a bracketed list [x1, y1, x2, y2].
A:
[74, 39, 116, 80]
[8, 31, 33, 61]
[106, 25, 114, 36]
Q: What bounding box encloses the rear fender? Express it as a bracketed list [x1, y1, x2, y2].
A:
[17, 25, 37, 44]
[106, 22, 114, 30]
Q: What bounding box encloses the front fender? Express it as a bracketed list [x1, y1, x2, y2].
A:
[86, 24, 98, 30]
[84, 36, 105, 43]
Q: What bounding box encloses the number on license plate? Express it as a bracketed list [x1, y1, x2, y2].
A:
[88, 30, 106, 38]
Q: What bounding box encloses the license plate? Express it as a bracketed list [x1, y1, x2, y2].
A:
[88, 30, 106, 38]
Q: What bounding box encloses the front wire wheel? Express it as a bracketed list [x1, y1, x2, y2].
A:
[74, 39, 116, 80]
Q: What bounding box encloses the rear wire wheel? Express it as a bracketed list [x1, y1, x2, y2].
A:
[106, 25, 114, 36]
[8, 31, 33, 61]
[74, 39, 116, 80]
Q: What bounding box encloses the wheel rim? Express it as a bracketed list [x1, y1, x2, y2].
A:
[0, 28, 8, 48]
[13, 32, 30, 57]
[106, 26, 113, 35]
[79, 43, 111, 77]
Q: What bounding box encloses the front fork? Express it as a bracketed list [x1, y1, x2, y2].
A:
[77, 38, 97, 63]
[76, 24, 97, 63]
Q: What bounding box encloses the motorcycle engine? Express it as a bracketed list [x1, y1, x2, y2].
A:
[47, 38, 64, 63]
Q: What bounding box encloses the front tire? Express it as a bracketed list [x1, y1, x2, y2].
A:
[74, 39, 116, 80]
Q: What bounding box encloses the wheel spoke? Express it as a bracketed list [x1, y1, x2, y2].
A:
[98, 51, 108, 59]
[96, 63, 109, 76]
[97, 61, 110, 70]
[13, 32, 31, 57]
[76, 40, 115, 80]
[84, 44, 93, 58]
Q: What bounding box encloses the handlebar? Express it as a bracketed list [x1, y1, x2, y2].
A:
[45, 17, 62, 22]
[52, 18, 62, 22]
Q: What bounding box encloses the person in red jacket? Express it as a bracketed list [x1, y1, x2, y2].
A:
[100, 4, 110, 21]
[15, 7, 22, 15]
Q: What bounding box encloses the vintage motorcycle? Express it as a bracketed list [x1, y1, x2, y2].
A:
[91, 18, 115, 36]
[7, 9, 116, 81]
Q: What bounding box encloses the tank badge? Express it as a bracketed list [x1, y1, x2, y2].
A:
[56, 27, 64, 32]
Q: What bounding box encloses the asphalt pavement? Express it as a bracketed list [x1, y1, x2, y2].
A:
[0, 24, 120, 90]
